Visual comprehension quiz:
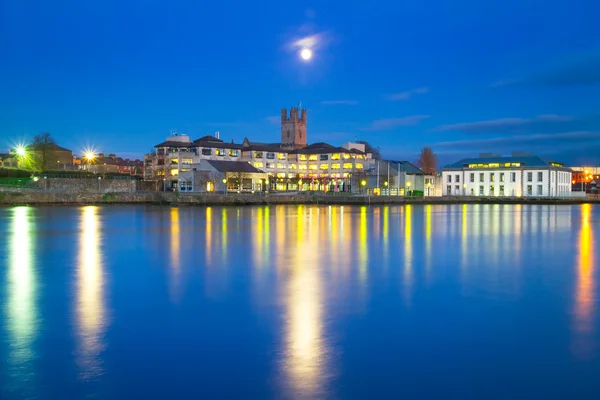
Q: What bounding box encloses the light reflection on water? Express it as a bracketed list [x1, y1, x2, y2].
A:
[1, 204, 599, 398]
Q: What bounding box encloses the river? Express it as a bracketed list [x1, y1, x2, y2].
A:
[0, 204, 599, 398]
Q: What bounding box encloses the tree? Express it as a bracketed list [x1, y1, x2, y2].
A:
[356, 141, 381, 160]
[416, 147, 438, 175]
[31, 132, 57, 171]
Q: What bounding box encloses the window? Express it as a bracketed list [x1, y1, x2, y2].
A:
[447, 175, 452, 183]
[170, 169, 179, 176]
[266, 162, 275, 169]
[332, 153, 341, 160]
[181, 158, 193, 164]
[290, 164, 297, 169]
[527, 185, 532, 196]
[228, 149, 239, 157]
[309, 164, 318, 170]
[320, 154, 329, 161]
[470, 188, 474, 195]
[343, 163, 353, 169]
[355, 163, 364, 169]
[277, 153, 286, 160]
[527, 172, 532, 182]
[266, 152, 275, 159]
[215, 149, 226, 156]
[253, 162, 263, 168]
[343, 153, 351, 160]
[500, 173, 505, 182]
[479, 186, 484, 195]
[537, 185, 543, 195]
[470, 173, 475, 183]
[171, 158, 179, 165]
[455, 174, 460, 182]
[455, 185, 460, 194]
[276, 163, 285, 169]
[299, 154, 307, 161]
[331, 163, 341, 169]
[511, 172, 516, 182]
[490, 173, 495, 183]
[254, 151, 263, 158]
[308, 154, 318, 161]
[479, 173, 484, 182]
[319, 164, 329, 170]
[157, 149, 165, 156]
[538, 172, 543, 182]
[490, 185, 495, 196]
[500, 185, 505, 195]
[299, 164, 307, 170]
[447, 185, 451, 195]
[202, 148, 212, 156]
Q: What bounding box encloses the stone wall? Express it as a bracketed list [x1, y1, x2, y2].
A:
[34, 178, 138, 193]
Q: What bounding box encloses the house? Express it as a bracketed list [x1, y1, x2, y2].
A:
[149, 107, 373, 192]
[441, 153, 572, 197]
[0, 153, 17, 168]
[178, 160, 267, 192]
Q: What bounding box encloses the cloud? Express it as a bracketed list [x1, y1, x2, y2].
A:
[288, 31, 332, 52]
[362, 115, 430, 131]
[495, 54, 600, 87]
[435, 131, 599, 150]
[320, 100, 358, 106]
[432, 114, 576, 134]
[386, 87, 429, 101]
[265, 116, 280, 125]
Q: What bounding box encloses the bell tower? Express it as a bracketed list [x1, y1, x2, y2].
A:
[280, 107, 307, 149]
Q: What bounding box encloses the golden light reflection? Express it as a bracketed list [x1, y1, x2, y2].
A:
[205, 207, 212, 265]
[169, 207, 181, 301]
[572, 204, 596, 358]
[7, 207, 38, 375]
[383, 206, 389, 270]
[221, 208, 228, 260]
[76, 206, 107, 379]
[253, 207, 264, 268]
[358, 206, 368, 284]
[425, 205, 432, 280]
[460, 204, 468, 277]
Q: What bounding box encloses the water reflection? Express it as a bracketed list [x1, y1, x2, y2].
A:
[170, 207, 181, 301]
[572, 204, 596, 358]
[76, 206, 107, 379]
[6, 206, 38, 393]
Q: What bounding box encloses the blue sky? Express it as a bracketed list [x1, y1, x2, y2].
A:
[1, 0, 599, 166]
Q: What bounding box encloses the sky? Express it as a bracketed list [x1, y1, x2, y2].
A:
[1, 0, 600, 167]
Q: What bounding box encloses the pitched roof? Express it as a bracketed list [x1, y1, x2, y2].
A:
[385, 160, 425, 174]
[154, 140, 194, 148]
[206, 160, 264, 173]
[29, 143, 72, 152]
[443, 155, 568, 169]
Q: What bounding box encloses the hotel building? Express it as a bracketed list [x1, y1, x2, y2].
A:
[441, 154, 572, 197]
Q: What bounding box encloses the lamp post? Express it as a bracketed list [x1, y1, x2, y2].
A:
[223, 178, 227, 194]
[384, 181, 388, 196]
[407, 181, 411, 196]
[44, 176, 47, 191]
[361, 179, 366, 194]
[97, 176, 102, 192]
[427, 182, 432, 196]
[463, 183, 467, 196]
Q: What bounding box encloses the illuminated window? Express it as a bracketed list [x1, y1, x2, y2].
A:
[201, 148, 212, 156]
[254, 151, 263, 158]
[490, 173, 495, 182]
[277, 153, 286, 160]
[253, 162, 264, 168]
[479, 173, 484, 182]
[171, 158, 179, 165]
[490, 185, 495, 195]
[266, 162, 275, 169]
[319, 164, 328, 170]
[332, 153, 341, 160]
[489, 163, 499, 168]
[170, 169, 179, 176]
[182, 158, 193, 164]
[331, 163, 341, 169]
[299, 164, 307, 170]
[228, 149, 239, 157]
[290, 164, 297, 169]
[308, 154, 318, 161]
[500, 185, 505, 195]
[215, 149, 224, 156]
[500, 173, 505, 182]
[276, 163, 285, 169]
[299, 155, 307, 161]
[343, 153, 351, 160]
[276, 173, 286, 178]
[355, 163, 364, 169]
[343, 163, 353, 169]
[309, 164, 318, 170]
[511, 163, 521, 167]
[527, 185, 532, 195]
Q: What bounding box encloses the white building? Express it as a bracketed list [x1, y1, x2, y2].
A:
[441, 154, 572, 197]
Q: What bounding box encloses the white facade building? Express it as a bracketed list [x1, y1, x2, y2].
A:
[441, 155, 572, 197]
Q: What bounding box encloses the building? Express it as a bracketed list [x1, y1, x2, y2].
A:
[149, 107, 373, 191]
[359, 160, 436, 196]
[570, 166, 600, 192]
[0, 153, 17, 168]
[441, 154, 572, 197]
[179, 160, 267, 192]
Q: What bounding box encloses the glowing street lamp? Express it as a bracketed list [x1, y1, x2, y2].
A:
[15, 145, 27, 157]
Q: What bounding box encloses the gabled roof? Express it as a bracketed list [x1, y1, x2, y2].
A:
[29, 143, 72, 152]
[195, 135, 224, 143]
[385, 160, 425, 174]
[443, 155, 569, 169]
[206, 160, 264, 173]
[154, 140, 194, 148]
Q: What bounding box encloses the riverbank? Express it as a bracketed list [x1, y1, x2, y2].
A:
[1, 191, 599, 206]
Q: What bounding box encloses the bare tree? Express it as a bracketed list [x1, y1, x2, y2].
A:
[227, 171, 255, 191]
[356, 140, 381, 160]
[31, 132, 57, 171]
[416, 147, 438, 175]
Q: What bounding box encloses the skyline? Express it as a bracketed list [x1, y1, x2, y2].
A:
[2, 0, 600, 167]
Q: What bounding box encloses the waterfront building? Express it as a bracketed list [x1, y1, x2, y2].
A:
[148, 107, 373, 191]
[360, 160, 436, 196]
[179, 160, 267, 192]
[0, 153, 17, 168]
[441, 153, 572, 197]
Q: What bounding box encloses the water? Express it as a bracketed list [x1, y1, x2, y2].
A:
[0, 204, 598, 399]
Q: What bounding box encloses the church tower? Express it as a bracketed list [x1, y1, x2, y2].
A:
[280, 107, 307, 149]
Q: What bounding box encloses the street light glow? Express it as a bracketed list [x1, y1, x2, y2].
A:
[15, 145, 26, 157]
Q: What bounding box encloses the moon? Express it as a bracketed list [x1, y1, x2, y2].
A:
[300, 48, 313, 61]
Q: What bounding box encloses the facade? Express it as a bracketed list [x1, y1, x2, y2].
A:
[441, 154, 572, 197]
[360, 160, 435, 196]
[571, 166, 600, 192]
[0, 153, 18, 168]
[179, 160, 267, 192]
[149, 107, 373, 191]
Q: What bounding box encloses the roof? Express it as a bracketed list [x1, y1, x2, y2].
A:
[443, 155, 569, 169]
[385, 160, 425, 174]
[206, 160, 264, 173]
[29, 143, 72, 152]
[154, 140, 194, 148]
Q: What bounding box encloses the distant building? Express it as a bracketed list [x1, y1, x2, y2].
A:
[441, 154, 572, 197]
[28, 143, 73, 170]
[360, 160, 436, 196]
[0, 153, 17, 168]
[179, 160, 268, 192]
[149, 107, 373, 192]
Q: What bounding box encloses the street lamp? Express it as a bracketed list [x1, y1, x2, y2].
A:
[463, 183, 467, 196]
[407, 181, 411, 196]
[427, 182, 432, 196]
[15, 145, 27, 157]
